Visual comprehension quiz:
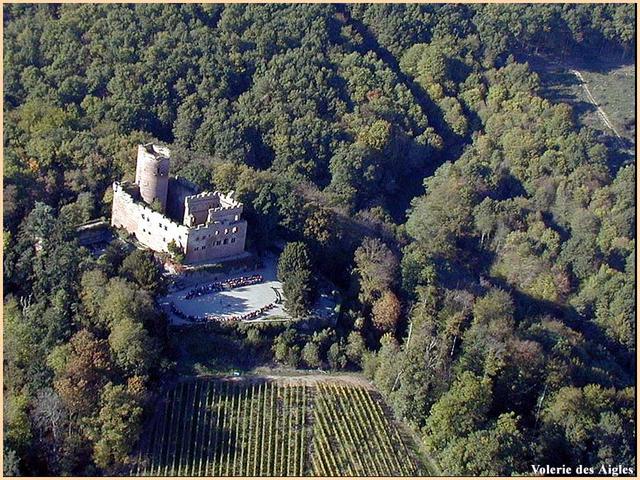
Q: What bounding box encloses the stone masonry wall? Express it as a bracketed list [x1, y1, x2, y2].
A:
[183, 192, 221, 226]
[112, 182, 248, 262]
[135, 145, 170, 212]
[112, 182, 189, 253]
[184, 217, 247, 263]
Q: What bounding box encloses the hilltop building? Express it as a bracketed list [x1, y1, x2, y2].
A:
[111, 144, 247, 263]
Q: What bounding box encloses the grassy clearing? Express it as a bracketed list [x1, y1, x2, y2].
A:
[580, 64, 635, 142]
[532, 57, 635, 147]
[530, 56, 635, 172]
[133, 378, 426, 476]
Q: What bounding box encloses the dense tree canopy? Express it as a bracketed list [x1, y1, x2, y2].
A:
[3, 3, 635, 475]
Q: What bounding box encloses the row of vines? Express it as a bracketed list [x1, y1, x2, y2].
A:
[132, 378, 424, 476]
[310, 383, 421, 476]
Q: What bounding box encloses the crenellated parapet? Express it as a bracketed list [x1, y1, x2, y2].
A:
[183, 190, 243, 227]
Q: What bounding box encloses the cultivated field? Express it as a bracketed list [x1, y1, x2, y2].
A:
[132, 378, 425, 476]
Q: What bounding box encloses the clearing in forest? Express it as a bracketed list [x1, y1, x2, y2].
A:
[132, 377, 426, 476]
[533, 58, 635, 145]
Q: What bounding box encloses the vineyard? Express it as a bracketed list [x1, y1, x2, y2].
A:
[132, 378, 425, 476]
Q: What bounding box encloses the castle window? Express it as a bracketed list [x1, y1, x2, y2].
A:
[235, 215, 239, 221]
[163, 237, 166, 242]
[231, 237, 236, 243]
[215, 230, 219, 235]
[232, 227, 238, 233]
[159, 223, 162, 228]
[164, 226, 168, 231]
[224, 228, 229, 234]
[215, 240, 221, 246]
[223, 238, 228, 245]
[141, 214, 145, 220]
[202, 245, 207, 249]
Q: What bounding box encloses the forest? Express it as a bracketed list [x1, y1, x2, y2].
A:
[3, 3, 636, 476]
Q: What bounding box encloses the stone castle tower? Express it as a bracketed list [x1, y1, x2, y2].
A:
[135, 144, 170, 212]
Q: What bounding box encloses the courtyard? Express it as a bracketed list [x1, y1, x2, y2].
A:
[160, 254, 290, 325]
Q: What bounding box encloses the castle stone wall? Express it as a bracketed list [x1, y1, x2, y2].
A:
[112, 182, 189, 253]
[183, 192, 221, 226]
[184, 217, 248, 263]
[112, 181, 248, 262]
[112, 144, 248, 264]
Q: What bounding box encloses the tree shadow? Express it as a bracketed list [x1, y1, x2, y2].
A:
[523, 51, 634, 77]
[430, 240, 634, 386]
[338, 5, 462, 162]
[135, 380, 253, 475]
[173, 327, 270, 375]
[488, 275, 635, 381]
[178, 291, 251, 317]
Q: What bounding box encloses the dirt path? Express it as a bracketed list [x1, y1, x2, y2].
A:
[570, 69, 624, 147]
[212, 369, 377, 390]
[254, 373, 375, 388]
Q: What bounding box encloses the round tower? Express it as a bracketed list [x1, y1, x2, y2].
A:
[135, 144, 170, 212]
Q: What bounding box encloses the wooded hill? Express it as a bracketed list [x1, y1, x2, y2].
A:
[3, 4, 635, 476]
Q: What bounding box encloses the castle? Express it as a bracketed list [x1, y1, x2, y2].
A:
[111, 144, 247, 263]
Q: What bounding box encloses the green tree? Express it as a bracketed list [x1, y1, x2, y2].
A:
[405, 163, 475, 259]
[119, 249, 163, 292]
[97, 240, 129, 276]
[572, 260, 635, 351]
[166, 240, 185, 263]
[80, 269, 108, 320]
[3, 296, 47, 392]
[97, 278, 156, 330]
[440, 412, 527, 475]
[4, 392, 33, 456]
[91, 383, 144, 472]
[458, 289, 515, 376]
[327, 339, 348, 370]
[541, 385, 635, 468]
[345, 331, 367, 366]
[277, 242, 313, 281]
[302, 341, 321, 369]
[353, 237, 398, 305]
[272, 328, 301, 367]
[278, 242, 315, 318]
[424, 371, 492, 453]
[282, 271, 313, 319]
[372, 333, 401, 393]
[108, 318, 160, 376]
